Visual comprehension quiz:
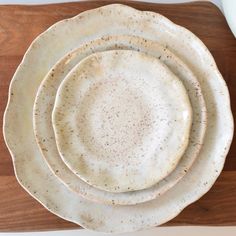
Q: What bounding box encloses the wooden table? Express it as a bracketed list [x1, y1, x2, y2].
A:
[0, 0, 235, 232]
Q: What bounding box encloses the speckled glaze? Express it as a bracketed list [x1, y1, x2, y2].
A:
[33, 35, 207, 205]
[3, 4, 234, 233]
[52, 49, 192, 193]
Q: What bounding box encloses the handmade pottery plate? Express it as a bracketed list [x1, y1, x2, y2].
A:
[52, 49, 192, 193]
[3, 4, 233, 233]
[33, 35, 207, 205]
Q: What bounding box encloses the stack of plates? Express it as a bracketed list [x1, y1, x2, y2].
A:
[3, 4, 234, 233]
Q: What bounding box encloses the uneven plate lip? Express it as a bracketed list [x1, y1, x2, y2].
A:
[2, 3, 234, 233]
[33, 34, 206, 205]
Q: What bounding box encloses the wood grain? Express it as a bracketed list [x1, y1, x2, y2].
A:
[0, 0, 235, 231]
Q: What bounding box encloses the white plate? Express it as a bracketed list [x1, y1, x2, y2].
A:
[33, 35, 206, 205]
[52, 49, 192, 193]
[3, 4, 233, 233]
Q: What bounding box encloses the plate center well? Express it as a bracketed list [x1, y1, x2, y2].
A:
[76, 76, 159, 163]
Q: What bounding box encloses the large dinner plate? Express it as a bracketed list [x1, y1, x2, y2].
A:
[3, 4, 233, 233]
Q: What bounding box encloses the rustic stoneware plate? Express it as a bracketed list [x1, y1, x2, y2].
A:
[3, 4, 233, 233]
[33, 35, 207, 205]
[52, 49, 192, 193]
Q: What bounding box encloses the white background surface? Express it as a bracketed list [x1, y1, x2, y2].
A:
[0, 0, 235, 235]
[0, 0, 222, 5]
[1, 227, 236, 236]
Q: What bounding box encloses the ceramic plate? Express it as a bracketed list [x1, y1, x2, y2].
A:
[3, 4, 233, 233]
[33, 35, 207, 205]
[52, 49, 192, 193]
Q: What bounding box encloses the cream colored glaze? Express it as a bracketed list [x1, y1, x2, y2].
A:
[52, 50, 192, 193]
[33, 35, 206, 205]
[3, 4, 233, 233]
